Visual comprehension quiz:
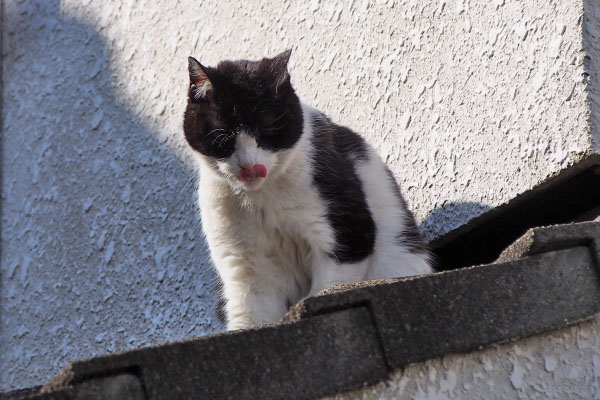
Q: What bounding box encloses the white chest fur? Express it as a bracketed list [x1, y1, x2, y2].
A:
[196, 123, 338, 328]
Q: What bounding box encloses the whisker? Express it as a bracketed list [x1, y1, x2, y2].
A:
[264, 109, 289, 127]
[218, 133, 235, 148]
[211, 133, 227, 146]
[177, 175, 197, 200]
[207, 128, 226, 136]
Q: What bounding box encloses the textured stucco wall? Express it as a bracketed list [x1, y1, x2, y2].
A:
[326, 316, 600, 400]
[585, 0, 600, 153]
[1, 0, 598, 391]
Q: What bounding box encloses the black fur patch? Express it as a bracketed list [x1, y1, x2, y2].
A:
[183, 52, 303, 159]
[385, 169, 430, 256]
[310, 113, 376, 264]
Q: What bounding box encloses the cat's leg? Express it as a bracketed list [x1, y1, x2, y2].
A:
[368, 245, 432, 280]
[218, 256, 290, 330]
[307, 254, 371, 297]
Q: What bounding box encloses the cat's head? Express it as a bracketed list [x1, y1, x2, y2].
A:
[183, 50, 303, 191]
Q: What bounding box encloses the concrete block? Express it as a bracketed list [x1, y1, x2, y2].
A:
[497, 221, 600, 263]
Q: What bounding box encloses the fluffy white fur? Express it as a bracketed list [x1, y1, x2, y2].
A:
[196, 103, 432, 330]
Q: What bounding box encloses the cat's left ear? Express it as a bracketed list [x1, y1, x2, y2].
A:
[269, 49, 292, 91]
[188, 56, 213, 99]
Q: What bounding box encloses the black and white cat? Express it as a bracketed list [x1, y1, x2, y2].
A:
[183, 50, 432, 330]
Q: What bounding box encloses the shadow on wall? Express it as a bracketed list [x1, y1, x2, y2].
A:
[420, 201, 490, 243]
[1, 0, 222, 391]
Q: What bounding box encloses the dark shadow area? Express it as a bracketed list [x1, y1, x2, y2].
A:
[420, 201, 491, 245]
[430, 154, 600, 271]
[1, 0, 222, 391]
[420, 201, 491, 269]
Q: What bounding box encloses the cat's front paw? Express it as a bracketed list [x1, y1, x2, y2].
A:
[226, 316, 255, 331]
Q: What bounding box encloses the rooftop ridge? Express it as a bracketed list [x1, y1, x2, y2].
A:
[5, 221, 600, 400]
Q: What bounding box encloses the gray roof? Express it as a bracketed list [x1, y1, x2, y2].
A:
[3, 221, 599, 400]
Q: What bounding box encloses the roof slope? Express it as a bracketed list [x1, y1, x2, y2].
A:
[3, 221, 599, 400]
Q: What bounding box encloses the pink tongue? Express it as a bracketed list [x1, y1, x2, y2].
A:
[241, 164, 267, 181]
[253, 164, 267, 178]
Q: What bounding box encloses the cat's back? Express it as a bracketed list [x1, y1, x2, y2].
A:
[303, 105, 431, 276]
[305, 109, 369, 164]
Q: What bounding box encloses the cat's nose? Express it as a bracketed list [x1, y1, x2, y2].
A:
[240, 164, 268, 181]
[239, 161, 255, 170]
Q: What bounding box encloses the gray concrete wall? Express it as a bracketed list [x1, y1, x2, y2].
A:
[1, 0, 598, 391]
[326, 316, 600, 400]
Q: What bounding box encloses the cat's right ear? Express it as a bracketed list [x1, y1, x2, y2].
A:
[188, 57, 213, 99]
[270, 49, 292, 92]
